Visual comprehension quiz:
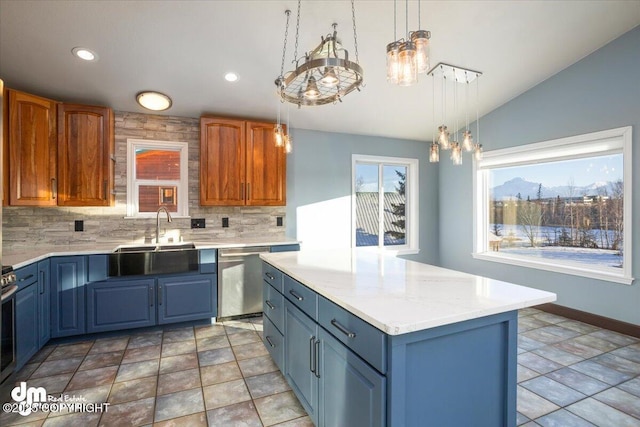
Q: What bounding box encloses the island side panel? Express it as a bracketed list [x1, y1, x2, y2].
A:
[387, 311, 518, 427]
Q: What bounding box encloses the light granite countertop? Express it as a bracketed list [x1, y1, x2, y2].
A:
[3, 238, 300, 269]
[260, 249, 556, 336]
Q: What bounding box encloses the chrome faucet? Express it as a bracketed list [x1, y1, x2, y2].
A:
[156, 206, 173, 244]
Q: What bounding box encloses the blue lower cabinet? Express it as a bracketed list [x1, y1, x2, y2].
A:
[284, 300, 319, 425]
[157, 274, 217, 324]
[37, 260, 50, 346]
[86, 279, 156, 333]
[263, 315, 285, 372]
[318, 328, 386, 427]
[50, 256, 87, 338]
[16, 283, 39, 370]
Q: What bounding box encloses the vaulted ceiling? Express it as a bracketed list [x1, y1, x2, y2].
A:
[1, 1, 638, 141]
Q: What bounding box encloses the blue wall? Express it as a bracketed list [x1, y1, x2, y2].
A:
[285, 128, 440, 266]
[439, 27, 640, 325]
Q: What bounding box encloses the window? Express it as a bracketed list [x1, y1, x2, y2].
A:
[473, 127, 633, 284]
[352, 155, 419, 253]
[127, 139, 189, 217]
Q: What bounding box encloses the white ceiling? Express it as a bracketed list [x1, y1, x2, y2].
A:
[1, 1, 638, 141]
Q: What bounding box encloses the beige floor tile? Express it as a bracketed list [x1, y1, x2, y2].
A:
[200, 361, 243, 386]
[202, 378, 251, 410]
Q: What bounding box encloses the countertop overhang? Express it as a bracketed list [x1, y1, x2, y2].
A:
[3, 238, 300, 269]
[261, 249, 557, 335]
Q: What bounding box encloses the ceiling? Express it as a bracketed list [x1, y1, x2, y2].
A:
[1, 1, 639, 142]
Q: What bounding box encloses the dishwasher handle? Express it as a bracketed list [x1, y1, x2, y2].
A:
[218, 247, 271, 258]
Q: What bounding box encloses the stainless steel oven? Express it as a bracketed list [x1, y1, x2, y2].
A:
[1, 267, 17, 384]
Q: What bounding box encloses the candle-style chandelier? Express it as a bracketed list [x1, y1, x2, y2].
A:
[428, 63, 483, 165]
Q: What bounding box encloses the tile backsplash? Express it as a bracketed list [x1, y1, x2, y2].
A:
[2, 112, 286, 248]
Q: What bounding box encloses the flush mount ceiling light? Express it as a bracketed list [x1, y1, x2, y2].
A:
[224, 72, 239, 82]
[275, 0, 364, 107]
[71, 47, 98, 61]
[136, 91, 172, 111]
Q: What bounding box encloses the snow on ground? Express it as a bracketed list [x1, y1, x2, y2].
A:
[500, 246, 622, 268]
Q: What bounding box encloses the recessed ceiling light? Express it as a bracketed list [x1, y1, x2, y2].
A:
[224, 72, 239, 82]
[136, 91, 172, 111]
[71, 47, 98, 61]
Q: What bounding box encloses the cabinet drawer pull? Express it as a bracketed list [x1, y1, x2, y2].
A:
[241, 183, 245, 200]
[265, 336, 275, 348]
[314, 339, 320, 378]
[40, 271, 45, 294]
[103, 180, 108, 199]
[150, 287, 154, 307]
[265, 300, 275, 310]
[158, 285, 163, 305]
[289, 290, 304, 301]
[19, 274, 35, 282]
[331, 319, 356, 339]
[309, 336, 316, 374]
[51, 178, 57, 200]
[265, 272, 275, 280]
[247, 183, 251, 200]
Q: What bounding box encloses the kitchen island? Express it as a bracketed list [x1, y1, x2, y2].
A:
[260, 249, 556, 427]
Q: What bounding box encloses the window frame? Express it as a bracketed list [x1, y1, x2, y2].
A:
[472, 126, 633, 285]
[126, 138, 189, 218]
[351, 154, 419, 254]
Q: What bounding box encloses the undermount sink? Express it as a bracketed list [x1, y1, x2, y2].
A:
[109, 243, 198, 276]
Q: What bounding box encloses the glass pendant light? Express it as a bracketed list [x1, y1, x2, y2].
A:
[429, 143, 439, 163]
[462, 130, 473, 152]
[386, 41, 402, 84]
[474, 73, 482, 160]
[411, 30, 430, 74]
[320, 67, 339, 87]
[274, 126, 284, 147]
[438, 72, 450, 149]
[474, 143, 483, 161]
[451, 142, 462, 165]
[398, 41, 417, 86]
[437, 125, 450, 149]
[284, 135, 293, 153]
[304, 76, 320, 99]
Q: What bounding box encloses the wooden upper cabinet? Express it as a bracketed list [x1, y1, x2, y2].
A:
[246, 121, 286, 206]
[57, 103, 114, 206]
[200, 117, 246, 206]
[7, 90, 58, 206]
[200, 117, 286, 206]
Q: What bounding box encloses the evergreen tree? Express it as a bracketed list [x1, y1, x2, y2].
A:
[386, 170, 406, 241]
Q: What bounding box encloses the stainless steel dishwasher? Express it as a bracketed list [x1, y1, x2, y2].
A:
[217, 246, 270, 319]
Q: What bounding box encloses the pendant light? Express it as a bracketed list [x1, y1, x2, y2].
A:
[461, 73, 474, 152]
[397, 0, 417, 86]
[386, 0, 431, 86]
[427, 63, 483, 165]
[474, 74, 483, 160]
[410, 0, 430, 74]
[429, 75, 439, 163]
[284, 104, 293, 154]
[276, 0, 363, 107]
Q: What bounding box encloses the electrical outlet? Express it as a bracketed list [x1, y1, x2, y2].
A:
[276, 216, 283, 227]
[191, 218, 206, 229]
[222, 217, 229, 228]
[74, 220, 84, 232]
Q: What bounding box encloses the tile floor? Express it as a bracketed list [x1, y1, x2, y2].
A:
[0, 308, 638, 427]
[516, 308, 640, 427]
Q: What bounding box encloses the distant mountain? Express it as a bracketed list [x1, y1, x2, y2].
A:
[491, 177, 616, 200]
